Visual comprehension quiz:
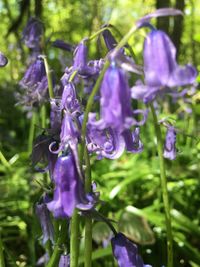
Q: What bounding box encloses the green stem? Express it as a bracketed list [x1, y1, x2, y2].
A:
[41, 56, 54, 99]
[0, 150, 10, 169]
[28, 112, 37, 154]
[84, 149, 92, 267]
[0, 236, 5, 267]
[46, 220, 68, 267]
[70, 209, 80, 267]
[150, 104, 173, 267]
[41, 105, 46, 129]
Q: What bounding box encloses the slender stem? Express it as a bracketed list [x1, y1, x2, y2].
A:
[84, 149, 92, 267]
[46, 220, 68, 267]
[0, 236, 5, 267]
[0, 150, 10, 169]
[41, 56, 54, 99]
[150, 103, 173, 267]
[28, 112, 36, 154]
[70, 209, 80, 267]
[41, 105, 46, 129]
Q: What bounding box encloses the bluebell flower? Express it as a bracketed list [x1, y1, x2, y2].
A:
[19, 58, 48, 106]
[111, 233, 151, 267]
[0, 52, 8, 67]
[35, 202, 54, 245]
[86, 113, 125, 159]
[122, 128, 143, 153]
[22, 17, 44, 49]
[131, 30, 197, 103]
[163, 126, 177, 160]
[47, 153, 95, 218]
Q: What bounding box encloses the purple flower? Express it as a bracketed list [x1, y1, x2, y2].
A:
[19, 58, 48, 106]
[95, 64, 133, 132]
[131, 30, 197, 103]
[52, 39, 74, 52]
[59, 255, 70, 267]
[102, 29, 117, 51]
[47, 153, 95, 218]
[163, 126, 177, 160]
[122, 128, 143, 153]
[111, 233, 151, 267]
[61, 82, 81, 114]
[0, 52, 8, 67]
[50, 98, 62, 134]
[22, 17, 44, 49]
[87, 113, 125, 159]
[35, 202, 54, 245]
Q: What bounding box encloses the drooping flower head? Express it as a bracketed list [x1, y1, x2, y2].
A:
[96, 63, 133, 132]
[111, 233, 151, 267]
[47, 153, 95, 218]
[163, 126, 177, 160]
[132, 29, 197, 104]
[19, 57, 48, 106]
[22, 17, 44, 50]
[35, 202, 54, 245]
[144, 30, 197, 88]
[0, 52, 8, 67]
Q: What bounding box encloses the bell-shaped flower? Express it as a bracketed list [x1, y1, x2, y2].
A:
[163, 126, 177, 160]
[61, 82, 81, 114]
[35, 202, 54, 245]
[111, 233, 151, 267]
[132, 30, 197, 103]
[95, 64, 133, 132]
[47, 153, 95, 218]
[18, 58, 48, 106]
[0, 52, 8, 67]
[122, 128, 143, 153]
[102, 29, 118, 51]
[22, 17, 44, 49]
[87, 113, 125, 159]
[73, 40, 96, 76]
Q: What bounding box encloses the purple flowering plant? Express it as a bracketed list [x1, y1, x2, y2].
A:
[16, 7, 198, 267]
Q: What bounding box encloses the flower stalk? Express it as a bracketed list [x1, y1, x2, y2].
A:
[150, 103, 173, 267]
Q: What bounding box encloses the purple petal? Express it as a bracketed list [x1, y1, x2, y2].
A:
[111, 233, 151, 267]
[0, 52, 8, 67]
[98, 64, 133, 132]
[163, 126, 177, 160]
[22, 17, 44, 49]
[59, 255, 70, 267]
[35, 203, 54, 244]
[123, 128, 143, 153]
[52, 39, 74, 52]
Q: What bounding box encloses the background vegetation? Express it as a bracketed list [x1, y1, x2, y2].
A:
[0, 0, 199, 266]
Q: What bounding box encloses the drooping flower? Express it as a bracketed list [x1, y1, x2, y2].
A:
[95, 63, 133, 131]
[61, 82, 81, 114]
[122, 128, 143, 153]
[131, 30, 197, 103]
[47, 153, 95, 218]
[22, 17, 44, 49]
[19, 58, 48, 106]
[35, 202, 54, 245]
[163, 126, 177, 160]
[111, 233, 151, 267]
[0, 52, 8, 67]
[86, 113, 125, 159]
[52, 39, 74, 52]
[102, 29, 118, 51]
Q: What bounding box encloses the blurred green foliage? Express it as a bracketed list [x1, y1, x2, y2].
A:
[0, 0, 199, 266]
